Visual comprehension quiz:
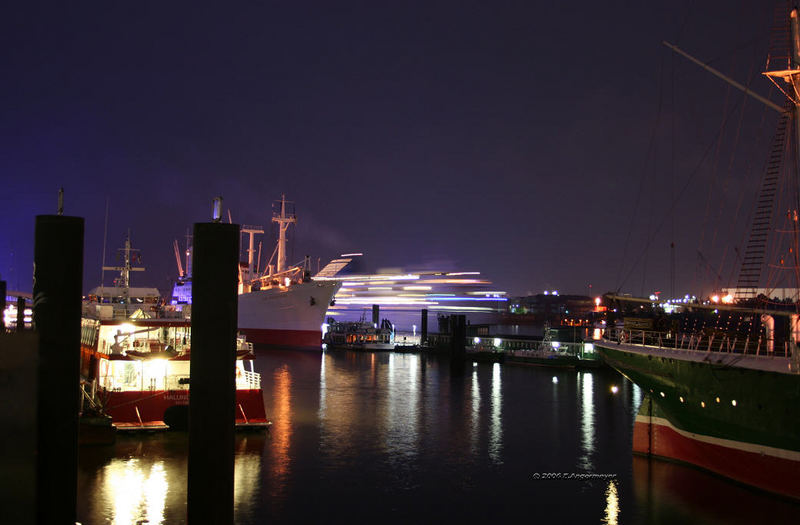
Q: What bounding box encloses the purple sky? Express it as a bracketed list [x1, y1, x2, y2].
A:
[0, 1, 783, 298]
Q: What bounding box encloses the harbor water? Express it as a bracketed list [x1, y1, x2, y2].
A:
[77, 350, 800, 524]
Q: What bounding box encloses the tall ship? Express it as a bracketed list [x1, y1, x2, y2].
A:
[172, 196, 341, 349]
[83, 236, 269, 431]
[596, 5, 800, 499]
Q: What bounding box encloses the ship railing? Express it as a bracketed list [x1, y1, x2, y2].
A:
[237, 370, 261, 390]
[607, 327, 791, 358]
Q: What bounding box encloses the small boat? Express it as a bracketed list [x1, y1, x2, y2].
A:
[323, 316, 396, 351]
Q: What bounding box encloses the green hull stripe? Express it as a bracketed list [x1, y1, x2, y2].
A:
[599, 343, 800, 452]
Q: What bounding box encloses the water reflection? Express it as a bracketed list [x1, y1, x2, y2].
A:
[470, 366, 480, 455]
[632, 382, 642, 411]
[489, 362, 502, 464]
[78, 434, 265, 525]
[579, 371, 595, 470]
[103, 459, 167, 525]
[270, 365, 292, 489]
[384, 353, 419, 459]
[77, 352, 800, 524]
[603, 479, 619, 525]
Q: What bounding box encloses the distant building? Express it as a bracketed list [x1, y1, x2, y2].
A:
[507, 293, 595, 325]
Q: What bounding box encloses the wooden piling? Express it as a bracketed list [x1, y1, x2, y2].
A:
[421, 308, 428, 345]
[17, 296, 26, 332]
[187, 221, 239, 524]
[33, 214, 84, 525]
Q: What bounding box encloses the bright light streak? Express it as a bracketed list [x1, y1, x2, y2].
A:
[340, 252, 363, 257]
[446, 271, 480, 276]
[403, 286, 432, 291]
[429, 306, 496, 312]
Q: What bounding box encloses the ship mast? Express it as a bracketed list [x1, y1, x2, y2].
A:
[102, 233, 145, 304]
[241, 224, 265, 281]
[272, 194, 296, 274]
[764, 8, 800, 306]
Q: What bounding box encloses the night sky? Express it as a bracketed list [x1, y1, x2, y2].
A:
[0, 1, 782, 298]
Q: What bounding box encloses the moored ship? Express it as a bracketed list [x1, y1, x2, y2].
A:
[83, 236, 269, 431]
[172, 195, 341, 349]
[596, 5, 800, 499]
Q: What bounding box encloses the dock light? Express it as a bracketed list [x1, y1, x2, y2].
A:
[701, 401, 706, 408]
[610, 385, 619, 394]
[595, 297, 601, 306]
[732, 400, 737, 407]
[552, 376, 558, 384]
[711, 295, 720, 303]
[715, 397, 720, 403]
[473, 337, 481, 345]
[493, 338, 501, 347]
[551, 341, 560, 349]
[679, 396, 685, 403]
[660, 391, 665, 398]
[721, 294, 734, 304]
[473, 362, 478, 367]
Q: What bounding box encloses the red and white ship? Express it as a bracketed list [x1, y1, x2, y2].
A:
[82, 237, 269, 431]
[173, 196, 341, 350]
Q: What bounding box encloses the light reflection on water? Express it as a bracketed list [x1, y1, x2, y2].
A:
[603, 479, 620, 525]
[488, 362, 502, 464]
[102, 459, 167, 525]
[77, 350, 800, 524]
[579, 371, 595, 470]
[470, 366, 480, 455]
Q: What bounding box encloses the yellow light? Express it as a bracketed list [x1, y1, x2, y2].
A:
[659, 391, 665, 398]
[715, 397, 720, 403]
[721, 294, 734, 304]
[732, 399, 737, 407]
[610, 385, 619, 394]
[679, 396, 684, 403]
[711, 295, 720, 303]
[700, 401, 705, 408]
[118, 323, 136, 335]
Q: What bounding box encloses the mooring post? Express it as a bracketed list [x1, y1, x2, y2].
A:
[0, 280, 6, 325]
[33, 214, 84, 525]
[451, 314, 466, 358]
[420, 308, 428, 345]
[187, 217, 239, 524]
[17, 296, 26, 332]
